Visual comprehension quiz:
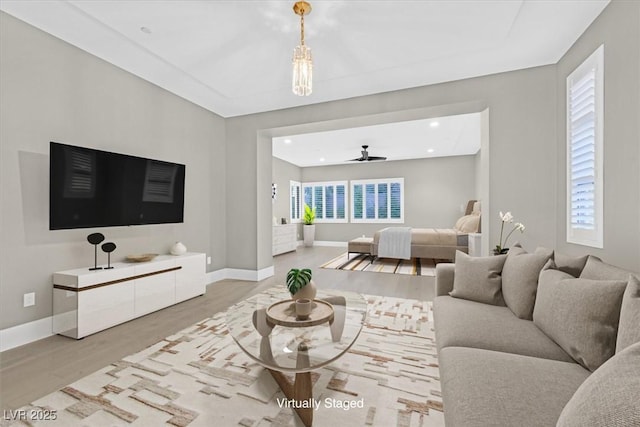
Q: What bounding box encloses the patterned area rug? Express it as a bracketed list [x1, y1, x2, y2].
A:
[2, 293, 443, 427]
[321, 253, 448, 277]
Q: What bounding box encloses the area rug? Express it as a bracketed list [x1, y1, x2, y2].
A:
[321, 253, 448, 277]
[3, 292, 443, 427]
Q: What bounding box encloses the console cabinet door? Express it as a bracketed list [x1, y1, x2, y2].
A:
[134, 259, 176, 316]
[175, 254, 206, 303]
[77, 282, 135, 338]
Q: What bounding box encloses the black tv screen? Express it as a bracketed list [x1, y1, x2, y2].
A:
[50, 142, 185, 230]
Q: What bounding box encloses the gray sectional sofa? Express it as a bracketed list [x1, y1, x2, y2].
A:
[433, 250, 640, 427]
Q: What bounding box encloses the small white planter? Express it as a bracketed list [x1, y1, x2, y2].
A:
[291, 280, 317, 301]
[303, 224, 315, 247]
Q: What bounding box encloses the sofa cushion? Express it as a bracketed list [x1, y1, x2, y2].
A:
[439, 346, 590, 427]
[433, 295, 573, 362]
[501, 245, 553, 319]
[449, 251, 507, 306]
[579, 255, 633, 281]
[534, 269, 627, 371]
[554, 253, 589, 277]
[617, 275, 640, 353]
[557, 341, 640, 427]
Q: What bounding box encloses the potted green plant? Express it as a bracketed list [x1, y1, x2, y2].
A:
[286, 268, 317, 301]
[303, 203, 316, 247]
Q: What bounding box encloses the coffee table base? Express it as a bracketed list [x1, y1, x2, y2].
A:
[268, 369, 313, 427]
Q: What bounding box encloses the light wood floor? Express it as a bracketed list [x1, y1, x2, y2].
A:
[0, 246, 435, 410]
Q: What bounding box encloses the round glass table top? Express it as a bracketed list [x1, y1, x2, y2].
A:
[226, 289, 367, 373]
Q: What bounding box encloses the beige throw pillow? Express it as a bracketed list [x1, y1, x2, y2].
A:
[453, 215, 480, 233]
[450, 251, 507, 306]
[556, 342, 640, 427]
[616, 275, 640, 353]
[533, 269, 627, 371]
[501, 245, 553, 320]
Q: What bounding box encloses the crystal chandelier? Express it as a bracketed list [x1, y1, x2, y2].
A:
[292, 1, 312, 96]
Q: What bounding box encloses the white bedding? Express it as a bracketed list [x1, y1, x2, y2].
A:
[377, 227, 412, 260]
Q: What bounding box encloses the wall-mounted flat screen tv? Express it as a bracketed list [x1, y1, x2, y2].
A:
[50, 142, 185, 230]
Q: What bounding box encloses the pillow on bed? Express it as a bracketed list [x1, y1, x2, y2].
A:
[454, 215, 480, 233]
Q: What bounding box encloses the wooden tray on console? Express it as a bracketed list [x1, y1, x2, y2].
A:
[266, 299, 334, 328]
[126, 253, 158, 263]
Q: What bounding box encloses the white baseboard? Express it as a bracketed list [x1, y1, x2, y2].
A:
[0, 316, 53, 352]
[314, 241, 348, 247]
[3, 266, 276, 352]
[206, 266, 275, 283]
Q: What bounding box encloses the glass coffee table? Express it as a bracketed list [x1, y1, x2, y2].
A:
[226, 289, 368, 426]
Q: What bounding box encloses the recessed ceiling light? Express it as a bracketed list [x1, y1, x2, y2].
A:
[140, 27, 152, 34]
[284, 139, 292, 144]
[319, 157, 325, 162]
[427, 148, 435, 153]
[430, 121, 439, 128]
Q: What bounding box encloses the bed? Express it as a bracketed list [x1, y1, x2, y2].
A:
[372, 200, 480, 261]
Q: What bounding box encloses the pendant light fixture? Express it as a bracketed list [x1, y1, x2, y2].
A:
[292, 1, 312, 96]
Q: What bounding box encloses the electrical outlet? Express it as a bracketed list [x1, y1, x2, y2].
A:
[23, 292, 35, 307]
[207, 256, 211, 265]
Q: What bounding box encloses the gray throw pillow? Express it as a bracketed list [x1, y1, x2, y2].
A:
[554, 253, 589, 277]
[502, 245, 553, 320]
[533, 269, 627, 371]
[580, 255, 633, 281]
[556, 342, 640, 427]
[616, 275, 640, 353]
[450, 251, 507, 306]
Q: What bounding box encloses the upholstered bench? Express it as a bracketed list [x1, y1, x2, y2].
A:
[348, 237, 374, 258]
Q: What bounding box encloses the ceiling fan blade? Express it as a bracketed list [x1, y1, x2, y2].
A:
[348, 157, 365, 161]
[367, 156, 387, 161]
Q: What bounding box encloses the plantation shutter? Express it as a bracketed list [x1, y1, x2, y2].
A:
[353, 184, 363, 219]
[390, 182, 402, 219]
[377, 183, 388, 218]
[566, 45, 603, 248]
[569, 70, 596, 229]
[325, 185, 334, 219]
[365, 184, 376, 219]
[336, 185, 346, 219]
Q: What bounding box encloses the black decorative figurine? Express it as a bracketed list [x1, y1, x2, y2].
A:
[87, 232, 105, 270]
[101, 242, 116, 270]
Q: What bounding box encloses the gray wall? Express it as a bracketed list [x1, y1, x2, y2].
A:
[272, 157, 302, 225]
[227, 65, 558, 271]
[555, 0, 640, 272]
[0, 12, 227, 329]
[299, 156, 476, 242]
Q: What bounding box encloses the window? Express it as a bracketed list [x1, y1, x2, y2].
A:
[566, 45, 604, 248]
[351, 178, 404, 223]
[290, 181, 301, 223]
[302, 181, 348, 223]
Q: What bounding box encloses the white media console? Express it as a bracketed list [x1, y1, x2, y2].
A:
[53, 252, 206, 339]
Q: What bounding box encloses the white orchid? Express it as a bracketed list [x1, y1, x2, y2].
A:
[499, 211, 514, 223]
[495, 212, 526, 254]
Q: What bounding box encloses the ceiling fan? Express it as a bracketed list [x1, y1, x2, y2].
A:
[348, 145, 387, 162]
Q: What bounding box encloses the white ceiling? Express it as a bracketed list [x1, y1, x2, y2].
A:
[273, 112, 481, 167]
[1, 0, 609, 118]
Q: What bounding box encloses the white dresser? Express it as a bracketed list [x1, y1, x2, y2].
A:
[468, 233, 482, 257]
[52, 252, 206, 339]
[273, 224, 298, 256]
